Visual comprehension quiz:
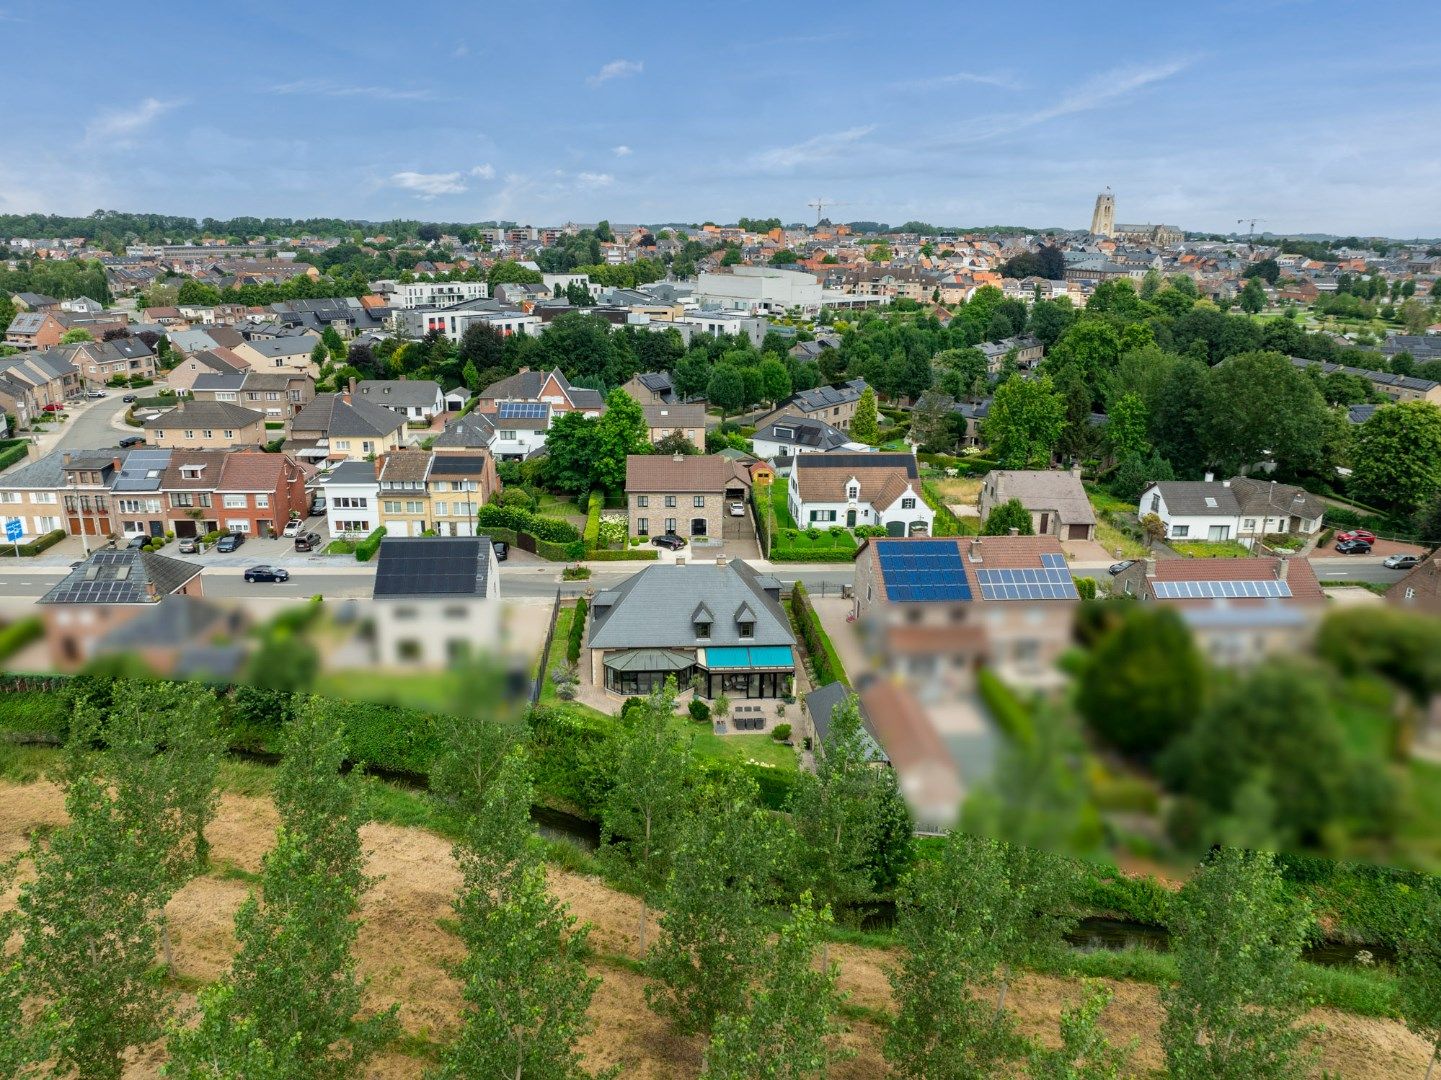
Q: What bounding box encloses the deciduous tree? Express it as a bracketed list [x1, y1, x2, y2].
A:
[983, 374, 1066, 469]
[1162, 848, 1315, 1080]
[983, 498, 1035, 536]
[1350, 401, 1441, 513]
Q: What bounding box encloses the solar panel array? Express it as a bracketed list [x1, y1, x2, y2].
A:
[497, 401, 548, 420]
[1153, 579, 1293, 599]
[373, 538, 486, 597]
[876, 540, 971, 602]
[975, 564, 1079, 601]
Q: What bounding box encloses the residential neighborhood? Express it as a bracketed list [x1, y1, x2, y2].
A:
[1, 7, 1440, 1075]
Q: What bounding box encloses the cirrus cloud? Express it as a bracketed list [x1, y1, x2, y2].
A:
[84, 97, 179, 143]
[587, 59, 642, 87]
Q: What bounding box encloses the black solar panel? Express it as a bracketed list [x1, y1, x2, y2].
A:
[373, 538, 486, 597]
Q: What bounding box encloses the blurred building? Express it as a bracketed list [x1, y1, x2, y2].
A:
[370, 536, 501, 668]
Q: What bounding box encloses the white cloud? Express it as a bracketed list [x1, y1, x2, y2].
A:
[747, 125, 876, 173]
[576, 172, 614, 187]
[612, 144, 632, 157]
[894, 70, 1022, 91]
[586, 59, 642, 87]
[453, 43, 469, 58]
[84, 97, 177, 142]
[470, 163, 496, 180]
[389, 170, 468, 197]
[269, 79, 435, 102]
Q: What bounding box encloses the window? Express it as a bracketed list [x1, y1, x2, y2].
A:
[223, 494, 247, 509]
[222, 429, 234, 439]
[361, 441, 374, 454]
[1243, 518, 1256, 530]
[665, 517, 676, 533]
[334, 440, 350, 451]
[809, 509, 837, 523]
[636, 516, 648, 535]
[226, 519, 251, 533]
[1149, 493, 1160, 513]
[173, 493, 193, 507]
[637, 495, 648, 507]
[444, 606, 468, 620]
[197, 493, 210, 507]
[694, 621, 711, 638]
[32, 492, 56, 504]
[499, 429, 516, 440]
[1170, 524, 1190, 538]
[255, 494, 269, 509]
[901, 497, 916, 510]
[846, 484, 859, 500]
[383, 500, 402, 514]
[336, 519, 368, 533]
[1406, 587, 1416, 600]
[738, 621, 754, 638]
[405, 501, 424, 514]
[334, 496, 368, 509]
[117, 499, 143, 513]
[693, 495, 705, 508]
[664, 495, 677, 508]
[202, 429, 213, 439]
[183, 429, 195, 440]
[433, 502, 446, 516]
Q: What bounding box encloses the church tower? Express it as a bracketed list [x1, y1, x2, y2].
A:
[1090, 189, 1115, 237]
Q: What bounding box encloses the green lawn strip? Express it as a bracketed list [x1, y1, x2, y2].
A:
[538, 606, 577, 704]
[1171, 539, 1252, 558]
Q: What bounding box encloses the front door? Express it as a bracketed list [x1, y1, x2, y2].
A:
[691, 517, 707, 537]
[846, 508, 857, 528]
[1039, 512, 1049, 533]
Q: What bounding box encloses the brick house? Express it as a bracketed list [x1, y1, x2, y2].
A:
[214, 450, 311, 538]
[625, 454, 750, 541]
[4, 310, 66, 350]
[143, 399, 267, 449]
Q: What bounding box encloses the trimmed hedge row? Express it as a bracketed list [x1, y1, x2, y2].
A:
[788, 582, 848, 687]
[582, 491, 603, 551]
[479, 503, 581, 544]
[566, 598, 588, 663]
[0, 440, 30, 471]
[977, 667, 1036, 749]
[354, 526, 387, 562]
[0, 617, 43, 663]
[768, 545, 857, 564]
[584, 547, 658, 561]
[0, 530, 66, 557]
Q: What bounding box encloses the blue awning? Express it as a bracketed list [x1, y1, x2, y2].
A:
[700, 646, 795, 670]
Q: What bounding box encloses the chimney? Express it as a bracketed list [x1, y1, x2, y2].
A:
[968, 537, 983, 562]
[1277, 556, 1290, 581]
[1070, 460, 1083, 479]
[1203, 471, 1214, 483]
[347, 377, 357, 401]
[62, 451, 72, 466]
[1144, 557, 1157, 579]
[1221, 478, 1231, 488]
[715, 553, 728, 567]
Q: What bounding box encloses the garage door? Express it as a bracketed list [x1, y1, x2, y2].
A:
[1067, 524, 1090, 540]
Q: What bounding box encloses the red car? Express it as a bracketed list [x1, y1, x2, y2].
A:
[42, 403, 64, 413]
[1335, 529, 1376, 545]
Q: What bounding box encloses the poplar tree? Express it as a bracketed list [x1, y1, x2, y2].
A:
[1026, 981, 1134, 1080]
[886, 832, 1077, 1080]
[1161, 847, 1315, 1080]
[598, 676, 693, 953]
[645, 779, 785, 1034]
[166, 699, 398, 1078]
[700, 898, 845, 1080]
[434, 752, 607, 1080]
[1394, 878, 1441, 1080]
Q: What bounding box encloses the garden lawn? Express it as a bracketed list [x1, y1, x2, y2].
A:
[682, 721, 797, 770]
[311, 669, 470, 714]
[1095, 518, 1147, 559]
[772, 529, 859, 559]
[539, 606, 577, 705]
[926, 475, 983, 506]
[1172, 540, 1252, 558]
[769, 481, 796, 530]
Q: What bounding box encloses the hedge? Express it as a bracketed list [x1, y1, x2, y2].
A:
[977, 667, 1036, 749]
[566, 598, 588, 663]
[0, 440, 30, 471]
[478, 503, 581, 544]
[584, 547, 658, 561]
[788, 582, 848, 687]
[582, 491, 603, 551]
[0, 529, 66, 557]
[768, 545, 859, 564]
[0, 617, 43, 663]
[354, 526, 387, 562]
[538, 537, 586, 561]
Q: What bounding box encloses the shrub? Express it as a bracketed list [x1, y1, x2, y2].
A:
[0, 440, 30, 471]
[0, 529, 66, 558]
[1075, 576, 1098, 600]
[566, 598, 588, 663]
[585, 547, 658, 561]
[561, 565, 591, 580]
[772, 722, 792, 743]
[582, 490, 603, 550]
[478, 503, 581, 544]
[0, 616, 43, 662]
[354, 526, 387, 562]
[688, 698, 711, 724]
[496, 486, 534, 509]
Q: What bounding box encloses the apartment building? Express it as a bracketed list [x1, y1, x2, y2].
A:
[142, 399, 267, 449]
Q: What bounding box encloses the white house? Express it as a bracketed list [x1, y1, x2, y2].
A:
[751, 415, 870, 460]
[788, 452, 934, 536]
[318, 459, 379, 539]
[386, 280, 489, 309]
[370, 536, 500, 668]
[1139, 477, 1327, 548]
[485, 401, 552, 461]
[541, 273, 596, 299]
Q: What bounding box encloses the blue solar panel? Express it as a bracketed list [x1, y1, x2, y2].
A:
[1153, 579, 1292, 600]
[1040, 552, 1067, 569]
[877, 540, 971, 602]
[497, 401, 548, 420]
[975, 563, 1079, 601]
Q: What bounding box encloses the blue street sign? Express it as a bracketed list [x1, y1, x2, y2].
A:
[4, 519, 21, 542]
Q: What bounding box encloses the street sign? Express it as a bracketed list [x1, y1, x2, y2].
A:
[4, 519, 21, 543]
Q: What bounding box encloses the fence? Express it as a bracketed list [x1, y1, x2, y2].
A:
[532, 589, 563, 705]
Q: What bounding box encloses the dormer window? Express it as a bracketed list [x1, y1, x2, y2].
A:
[694, 620, 712, 639]
[738, 621, 754, 638]
[847, 484, 860, 500]
[691, 600, 715, 641]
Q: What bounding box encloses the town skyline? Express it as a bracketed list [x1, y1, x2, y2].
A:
[4, 0, 1440, 235]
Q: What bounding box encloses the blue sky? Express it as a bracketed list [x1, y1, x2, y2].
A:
[4, 1, 1440, 236]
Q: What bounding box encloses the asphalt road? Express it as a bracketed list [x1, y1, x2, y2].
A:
[1307, 558, 1408, 585]
[52, 393, 134, 453]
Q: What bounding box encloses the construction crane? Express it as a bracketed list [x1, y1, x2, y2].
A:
[808, 198, 849, 226]
[1236, 218, 1266, 252]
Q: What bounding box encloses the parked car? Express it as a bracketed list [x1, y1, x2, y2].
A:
[85, 389, 106, 399]
[121, 394, 137, 403]
[310, 496, 327, 516]
[1334, 538, 1373, 555]
[1108, 560, 1136, 576]
[177, 536, 199, 554]
[1335, 529, 1376, 545]
[42, 403, 64, 413]
[215, 533, 244, 553]
[292, 531, 322, 552]
[1383, 553, 1421, 569]
[492, 539, 509, 562]
[651, 534, 686, 550]
[125, 534, 148, 548]
[282, 519, 303, 538]
[118, 435, 144, 448]
[244, 565, 290, 583]
[729, 502, 746, 517]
